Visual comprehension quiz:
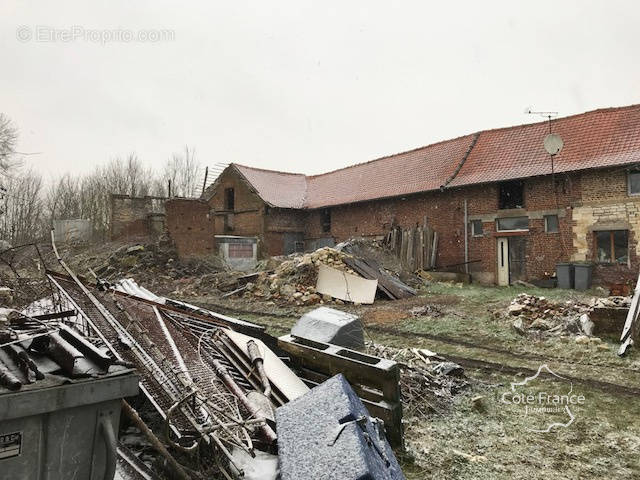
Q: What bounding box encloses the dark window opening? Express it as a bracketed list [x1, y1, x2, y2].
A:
[294, 241, 305, 253]
[498, 180, 524, 209]
[628, 170, 640, 195]
[471, 220, 483, 237]
[596, 230, 628, 264]
[224, 187, 235, 211]
[496, 216, 529, 231]
[322, 208, 331, 233]
[544, 215, 559, 233]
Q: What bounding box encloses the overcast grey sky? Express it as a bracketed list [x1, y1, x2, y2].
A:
[2, 1, 639, 179]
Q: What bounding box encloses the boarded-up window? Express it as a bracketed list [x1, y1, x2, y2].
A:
[229, 242, 253, 258]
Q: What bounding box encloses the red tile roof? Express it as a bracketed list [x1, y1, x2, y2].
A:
[234, 164, 308, 209]
[221, 104, 640, 209]
[450, 104, 640, 187]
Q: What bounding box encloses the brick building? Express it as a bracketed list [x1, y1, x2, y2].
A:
[166, 104, 640, 286]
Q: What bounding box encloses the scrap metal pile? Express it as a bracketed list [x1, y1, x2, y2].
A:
[1, 236, 425, 479]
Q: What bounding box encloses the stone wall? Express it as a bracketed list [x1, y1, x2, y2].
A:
[110, 195, 166, 240]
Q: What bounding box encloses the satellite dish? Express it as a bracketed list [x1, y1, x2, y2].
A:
[544, 133, 563, 155]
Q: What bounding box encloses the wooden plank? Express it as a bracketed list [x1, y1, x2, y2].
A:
[430, 232, 438, 269]
[619, 272, 640, 356]
[343, 256, 416, 300]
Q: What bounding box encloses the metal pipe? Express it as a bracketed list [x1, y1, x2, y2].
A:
[121, 400, 192, 480]
[464, 198, 469, 275]
[246, 340, 271, 398]
[211, 359, 277, 444]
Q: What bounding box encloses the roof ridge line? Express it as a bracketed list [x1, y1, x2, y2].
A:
[306, 133, 478, 180]
[439, 132, 481, 191]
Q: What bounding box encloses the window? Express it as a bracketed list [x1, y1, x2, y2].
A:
[471, 220, 483, 237]
[321, 208, 331, 233]
[496, 216, 529, 231]
[224, 188, 235, 211]
[628, 170, 640, 195]
[595, 230, 628, 264]
[544, 215, 559, 233]
[498, 180, 524, 209]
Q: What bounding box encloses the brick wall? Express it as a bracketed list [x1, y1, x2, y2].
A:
[165, 165, 640, 285]
[165, 198, 215, 258]
[110, 195, 166, 240]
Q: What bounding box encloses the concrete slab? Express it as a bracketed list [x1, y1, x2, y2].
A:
[291, 307, 364, 350]
[276, 374, 405, 480]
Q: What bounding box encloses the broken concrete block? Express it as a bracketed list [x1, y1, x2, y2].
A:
[276, 374, 405, 480]
[579, 313, 595, 336]
[575, 335, 590, 345]
[512, 317, 526, 335]
[291, 307, 364, 350]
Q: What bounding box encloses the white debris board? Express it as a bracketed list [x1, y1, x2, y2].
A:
[315, 264, 378, 304]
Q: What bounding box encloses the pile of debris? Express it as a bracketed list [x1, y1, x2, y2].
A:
[500, 293, 629, 344]
[366, 343, 468, 417]
[244, 247, 357, 305]
[233, 244, 416, 306]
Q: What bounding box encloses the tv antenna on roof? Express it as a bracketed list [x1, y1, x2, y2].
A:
[524, 106, 568, 255]
[524, 107, 563, 155]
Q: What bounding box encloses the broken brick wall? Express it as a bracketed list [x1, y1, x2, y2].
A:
[264, 208, 306, 256]
[110, 194, 166, 240]
[165, 198, 215, 258]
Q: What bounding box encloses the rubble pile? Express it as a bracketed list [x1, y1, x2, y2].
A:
[243, 247, 359, 305]
[500, 293, 630, 341]
[366, 343, 468, 416]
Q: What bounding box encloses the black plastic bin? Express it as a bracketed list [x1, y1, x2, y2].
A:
[556, 263, 574, 289]
[574, 263, 593, 291]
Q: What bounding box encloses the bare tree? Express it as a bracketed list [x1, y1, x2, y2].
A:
[0, 113, 18, 173]
[0, 169, 44, 245]
[161, 145, 201, 197]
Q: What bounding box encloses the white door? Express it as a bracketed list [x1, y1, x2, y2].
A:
[497, 238, 509, 286]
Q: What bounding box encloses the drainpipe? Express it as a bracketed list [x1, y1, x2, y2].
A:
[464, 199, 469, 274]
